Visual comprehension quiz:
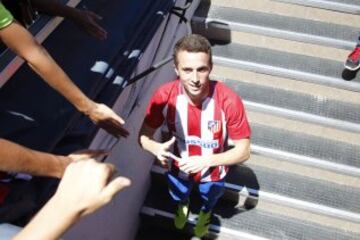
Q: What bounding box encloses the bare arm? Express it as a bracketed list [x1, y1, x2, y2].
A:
[138, 122, 175, 167]
[179, 139, 251, 174]
[0, 21, 94, 113]
[0, 21, 128, 137]
[13, 159, 131, 240]
[208, 139, 250, 166]
[31, 0, 107, 40]
[0, 138, 70, 178]
[0, 139, 108, 178]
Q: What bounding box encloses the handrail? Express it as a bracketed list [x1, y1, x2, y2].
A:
[170, 0, 193, 23]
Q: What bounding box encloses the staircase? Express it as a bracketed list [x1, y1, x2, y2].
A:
[137, 0, 360, 239]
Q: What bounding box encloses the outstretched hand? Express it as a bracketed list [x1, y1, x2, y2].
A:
[72, 9, 107, 40]
[156, 136, 176, 168]
[86, 103, 129, 138]
[12, 158, 130, 240]
[54, 159, 131, 216]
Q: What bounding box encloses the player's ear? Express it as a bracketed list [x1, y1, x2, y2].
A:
[174, 65, 179, 76]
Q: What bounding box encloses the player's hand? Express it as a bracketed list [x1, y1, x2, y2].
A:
[71, 9, 107, 40]
[155, 137, 176, 168]
[179, 156, 210, 174]
[86, 103, 129, 138]
[53, 159, 131, 216]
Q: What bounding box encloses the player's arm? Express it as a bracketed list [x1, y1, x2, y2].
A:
[208, 138, 250, 166]
[138, 122, 175, 167]
[179, 139, 250, 174]
[138, 122, 160, 156]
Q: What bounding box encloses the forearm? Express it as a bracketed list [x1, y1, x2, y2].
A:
[208, 139, 250, 167]
[0, 21, 95, 113]
[139, 134, 161, 157]
[0, 139, 70, 178]
[138, 122, 160, 156]
[13, 194, 80, 240]
[25, 45, 95, 113]
[31, 0, 78, 20]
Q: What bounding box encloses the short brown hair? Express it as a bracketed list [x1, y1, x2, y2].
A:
[173, 34, 212, 67]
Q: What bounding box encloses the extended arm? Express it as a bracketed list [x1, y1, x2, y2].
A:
[0, 21, 94, 113]
[0, 21, 128, 137]
[0, 138, 108, 178]
[138, 122, 175, 167]
[31, 0, 107, 40]
[208, 139, 250, 166]
[179, 139, 250, 174]
[13, 159, 131, 240]
[0, 138, 70, 178]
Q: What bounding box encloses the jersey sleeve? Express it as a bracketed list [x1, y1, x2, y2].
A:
[144, 85, 169, 129]
[223, 88, 251, 140]
[0, 3, 13, 30]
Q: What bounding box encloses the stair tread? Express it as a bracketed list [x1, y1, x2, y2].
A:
[143, 177, 359, 240]
[226, 164, 360, 214]
[211, 42, 360, 91]
[194, 3, 358, 47]
[151, 165, 360, 216]
[274, 0, 360, 14]
[223, 79, 360, 124]
[252, 123, 360, 168]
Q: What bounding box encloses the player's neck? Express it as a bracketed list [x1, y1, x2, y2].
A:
[184, 89, 209, 107]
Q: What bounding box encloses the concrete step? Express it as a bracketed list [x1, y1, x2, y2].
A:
[211, 41, 360, 92]
[140, 206, 359, 240]
[250, 123, 360, 176]
[136, 217, 194, 240]
[206, 0, 360, 27]
[202, 31, 349, 62]
[248, 153, 360, 188]
[273, 0, 360, 14]
[226, 164, 360, 221]
[212, 66, 360, 106]
[192, 1, 359, 49]
[151, 166, 360, 224]
[247, 111, 360, 146]
[142, 172, 360, 239]
[222, 78, 360, 133]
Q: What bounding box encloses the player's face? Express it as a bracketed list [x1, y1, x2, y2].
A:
[175, 50, 212, 105]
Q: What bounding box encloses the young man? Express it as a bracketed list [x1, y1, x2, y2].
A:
[344, 34, 360, 71]
[139, 34, 251, 237]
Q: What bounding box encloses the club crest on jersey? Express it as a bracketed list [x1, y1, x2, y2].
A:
[208, 120, 221, 133]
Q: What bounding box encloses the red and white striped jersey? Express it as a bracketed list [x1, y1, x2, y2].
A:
[145, 80, 251, 182]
